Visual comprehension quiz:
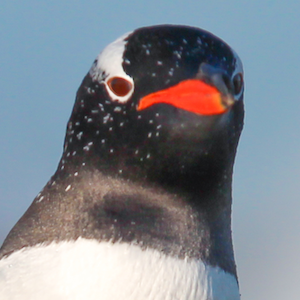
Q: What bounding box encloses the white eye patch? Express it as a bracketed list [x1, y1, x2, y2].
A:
[89, 32, 134, 103]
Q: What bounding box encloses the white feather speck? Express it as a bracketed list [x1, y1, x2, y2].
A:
[65, 185, 71, 192]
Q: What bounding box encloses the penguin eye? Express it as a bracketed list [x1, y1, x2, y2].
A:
[107, 77, 133, 97]
[232, 73, 243, 96]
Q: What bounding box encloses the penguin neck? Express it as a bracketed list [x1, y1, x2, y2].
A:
[57, 134, 235, 213]
[53, 145, 236, 276]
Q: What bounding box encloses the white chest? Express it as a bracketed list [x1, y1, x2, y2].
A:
[0, 239, 240, 300]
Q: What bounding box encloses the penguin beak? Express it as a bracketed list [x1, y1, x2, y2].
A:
[137, 63, 235, 116]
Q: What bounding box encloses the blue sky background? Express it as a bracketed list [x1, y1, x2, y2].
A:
[1, 1, 299, 299]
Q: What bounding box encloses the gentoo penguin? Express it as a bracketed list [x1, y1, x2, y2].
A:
[0, 25, 244, 300]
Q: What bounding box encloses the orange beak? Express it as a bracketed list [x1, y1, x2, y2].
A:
[137, 79, 234, 115]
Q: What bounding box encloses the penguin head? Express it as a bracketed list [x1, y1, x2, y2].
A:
[60, 25, 244, 183]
